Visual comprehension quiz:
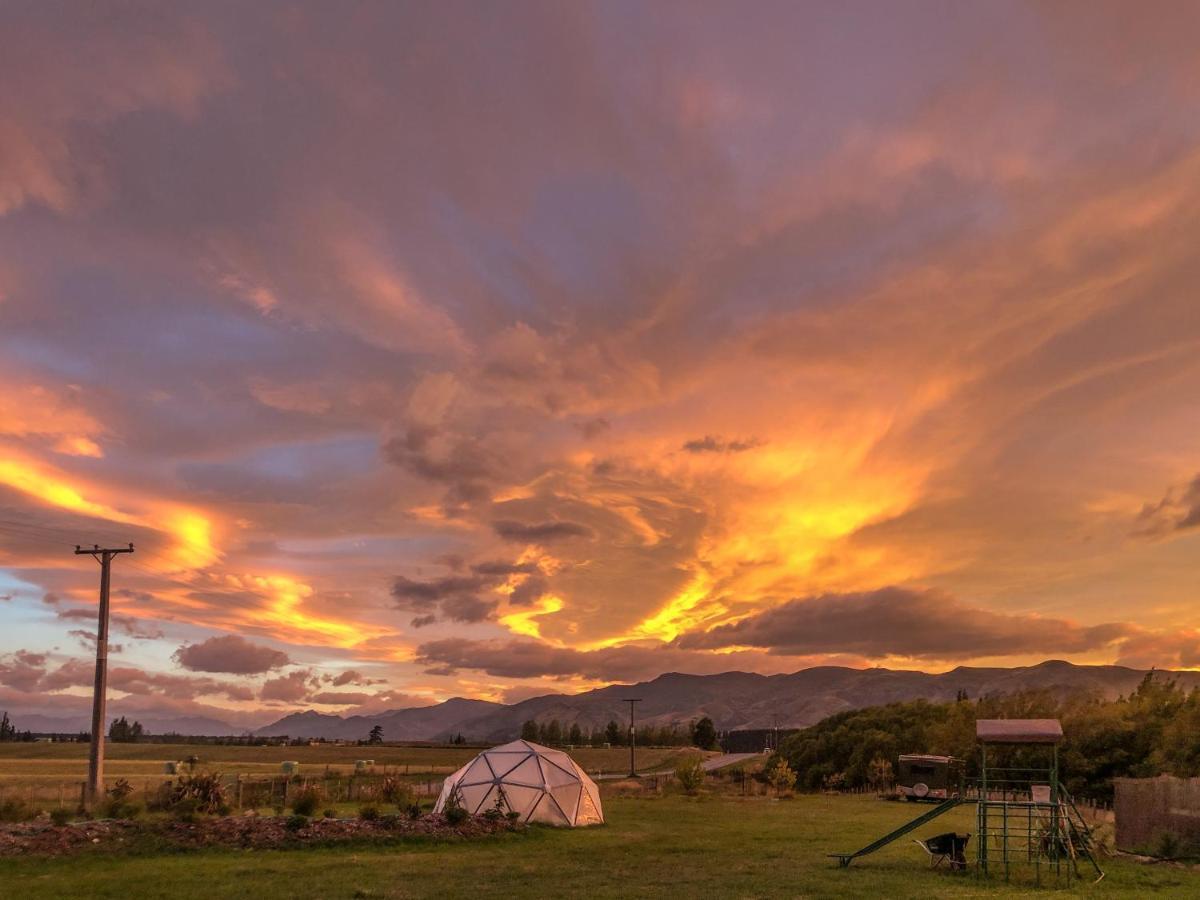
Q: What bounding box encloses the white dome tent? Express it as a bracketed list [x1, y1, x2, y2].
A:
[434, 740, 604, 826]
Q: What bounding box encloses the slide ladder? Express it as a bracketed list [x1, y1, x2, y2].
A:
[830, 797, 967, 867]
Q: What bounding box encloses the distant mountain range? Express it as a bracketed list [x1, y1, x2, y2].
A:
[253, 697, 502, 742]
[252, 660, 1200, 742]
[11, 660, 1190, 740]
[9, 711, 247, 737]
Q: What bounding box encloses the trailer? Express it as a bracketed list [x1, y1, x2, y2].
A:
[897, 754, 963, 802]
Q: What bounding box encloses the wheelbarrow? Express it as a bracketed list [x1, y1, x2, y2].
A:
[913, 831, 970, 870]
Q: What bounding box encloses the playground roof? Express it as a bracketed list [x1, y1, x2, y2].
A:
[975, 718, 1063, 744]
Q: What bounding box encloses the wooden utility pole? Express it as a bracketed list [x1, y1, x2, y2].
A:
[75, 543, 134, 806]
[622, 698, 642, 778]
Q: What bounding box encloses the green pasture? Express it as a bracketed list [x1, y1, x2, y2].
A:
[0, 791, 1193, 899]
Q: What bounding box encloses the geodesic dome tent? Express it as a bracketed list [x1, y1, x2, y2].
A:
[433, 740, 604, 826]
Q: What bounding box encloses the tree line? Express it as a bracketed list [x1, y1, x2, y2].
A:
[519, 716, 719, 749]
[778, 673, 1200, 802]
[0, 711, 34, 742]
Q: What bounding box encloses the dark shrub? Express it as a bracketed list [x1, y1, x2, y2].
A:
[158, 772, 226, 815]
[675, 757, 706, 795]
[358, 805, 380, 821]
[50, 808, 72, 826]
[98, 778, 141, 819]
[285, 814, 309, 832]
[323, 808, 337, 819]
[291, 786, 321, 817]
[0, 799, 33, 822]
[171, 798, 200, 824]
[444, 794, 469, 826]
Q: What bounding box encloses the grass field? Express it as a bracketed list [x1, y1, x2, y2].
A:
[1, 791, 1195, 898]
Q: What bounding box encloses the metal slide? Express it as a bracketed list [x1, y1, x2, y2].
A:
[830, 797, 968, 867]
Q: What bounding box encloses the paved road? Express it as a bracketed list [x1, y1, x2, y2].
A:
[594, 751, 764, 780]
[700, 752, 762, 771]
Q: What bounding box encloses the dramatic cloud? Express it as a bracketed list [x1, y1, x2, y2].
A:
[57, 608, 164, 641]
[0, 651, 49, 692]
[309, 691, 373, 706]
[173, 636, 291, 675]
[69, 629, 124, 654]
[1133, 474, 1200, 538]
[259, 669, 313, 703]
[415, 637, 813, 683]
[681, 436, 763, 454]
[1114, 630, 1200, 670]
[3, 3, 1200, 724]
[391, 573, 499, 627]
[676, 588, 1132, 661]
[325, 669, 383, 688]
[0, 651, 256, 704]
[491, 520, 594, 543]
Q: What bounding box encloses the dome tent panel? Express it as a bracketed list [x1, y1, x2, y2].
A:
[433, 740, 604, 827]
[498, 783, 542, 818]
[458, 781, 494, 813]
[539, 748, 577, 770]
[541, 757, 581, 788]
[487, 740, 528, 753]
[550, 782, 583, 821]
[502, 755, 545, 786]
[528, 790, 571, 826]
[484, 752, 530, 778]
[577, 787, 603, 826]
[458, 755, 495, 786]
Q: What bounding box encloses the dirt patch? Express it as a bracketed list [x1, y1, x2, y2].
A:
[0, 813, 520, 858]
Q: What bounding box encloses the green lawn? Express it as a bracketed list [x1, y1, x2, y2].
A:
[1, 793, 1192, 899]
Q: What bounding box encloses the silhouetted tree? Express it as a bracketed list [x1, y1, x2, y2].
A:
[604, 720, 621, 745]
[568, 723, 583, 745]
[520, 720, 539, 741]
[367, 724, 384, 744]
[108, 716, 144, 743]
[0, 711, 15, 742]
[691, 717, 717, 750]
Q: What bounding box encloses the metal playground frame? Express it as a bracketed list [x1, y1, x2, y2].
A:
[831, 718, 1104, 885]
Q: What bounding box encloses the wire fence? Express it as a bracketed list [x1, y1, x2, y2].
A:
[0, 767, 464, 811]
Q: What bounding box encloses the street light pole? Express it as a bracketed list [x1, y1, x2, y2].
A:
[622, 698, 642, 778]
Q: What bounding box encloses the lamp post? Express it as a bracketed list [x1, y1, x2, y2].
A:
[622, 698, 642, 778]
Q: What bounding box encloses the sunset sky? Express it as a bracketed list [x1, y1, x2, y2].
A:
[1, 2, 1199, 729]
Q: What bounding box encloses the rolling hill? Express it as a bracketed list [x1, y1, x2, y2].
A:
[253, 697, 503, 741]
[254, 659, 1199, 742]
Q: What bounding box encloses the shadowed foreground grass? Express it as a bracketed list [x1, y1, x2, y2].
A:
[1, 793, 1194, 899]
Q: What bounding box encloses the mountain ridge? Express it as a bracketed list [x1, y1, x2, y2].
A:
[254, 659, 1200, 741]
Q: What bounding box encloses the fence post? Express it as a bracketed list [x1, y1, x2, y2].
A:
[236, 774, 243, 809]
